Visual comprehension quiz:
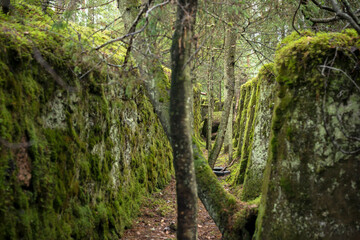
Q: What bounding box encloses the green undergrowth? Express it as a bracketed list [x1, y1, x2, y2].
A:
[0, 3, 173, 239]
[142, 191, 174, 217]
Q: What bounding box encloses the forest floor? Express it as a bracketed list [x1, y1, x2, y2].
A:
[122, 146, 232, 240]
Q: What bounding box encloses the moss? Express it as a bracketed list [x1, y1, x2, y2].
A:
[0, 3, 173, 239]
[233, 83, 252, 157]
[231, 77, 260, 186]
[193, 83, 202, 137]
[275, 29, 360, 91]
[254, 31, 360, 239]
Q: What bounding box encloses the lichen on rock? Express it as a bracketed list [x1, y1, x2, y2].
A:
[254, 30, 360, 239]
[0, 3, 173, 239]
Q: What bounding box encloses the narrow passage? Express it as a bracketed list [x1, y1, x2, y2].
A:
[122, 177, 222, 240]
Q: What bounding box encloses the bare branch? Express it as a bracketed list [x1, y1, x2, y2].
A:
[310, 15, 339, 23]
[292, 0, 302, 35]
[328, 0, 360, 34]
[94, 0, 170, 51]
[89, 15, 123, 38]
[318, 65, 360, 92]
[145, 0, 170, 18]
[340, 0, 360, 25]
[310, 0, 336, 13]
[33, 46, 78, 92]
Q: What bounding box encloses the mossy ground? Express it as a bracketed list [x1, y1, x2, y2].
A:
[0, 3, 173, 239]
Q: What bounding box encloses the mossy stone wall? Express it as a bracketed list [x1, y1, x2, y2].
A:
[230, 65, 277, 202]
[241, 65, 277, 201]
[255, 30, 360, 239]
[0, 4, 173, 239]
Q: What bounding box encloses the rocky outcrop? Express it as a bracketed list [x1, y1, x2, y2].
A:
[231, 65, 277, 202]
[241, 65, 278, 201]
[0, 4, 172, 239]
[201, 111, 222, 139]
[255, 30, 360, 239]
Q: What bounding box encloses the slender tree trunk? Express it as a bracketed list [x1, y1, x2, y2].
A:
[206, 55, 214, 151]
[224, 102, 233, 160]
[218, 76, 222, 110]
[224, 30, 237, 161]
[208, 19, 237, 169]
[118, 2, 255, 239]
[190, 38, 198, 137]
[223, 64, 234, 158]
[170, 0, 198, 239]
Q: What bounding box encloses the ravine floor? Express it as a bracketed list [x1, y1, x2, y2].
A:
[121, 177, 222, 240]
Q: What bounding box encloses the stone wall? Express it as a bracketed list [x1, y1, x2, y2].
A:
[255, 30, 360, 239]
[0, 4, 173, 239]
[231, 64, 277, 202]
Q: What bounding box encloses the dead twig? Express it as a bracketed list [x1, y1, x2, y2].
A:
[33, 46, 78, 92]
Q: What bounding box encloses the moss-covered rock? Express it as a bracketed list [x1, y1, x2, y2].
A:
[255, 30, 360, 239]
[230, 64, 277, 202]
[0, 4, 173, 239]
[201, 111, 222, 139]
[233, 78, 260, 185]
[193, 83, 202, 137]
[241, 64, 278, 201]
[233, 81, 253, 158]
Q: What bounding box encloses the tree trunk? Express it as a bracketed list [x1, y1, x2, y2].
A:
[208, 20, 237, 169]
[170, 0, 198, 239]
[218, 76, 222, 110]
[194, 139, 257, 239]
[118, 2, 255, 239]
[206, 56, 214, 151]
[223, 24, 237, 161]
[1, 0, 10, 13]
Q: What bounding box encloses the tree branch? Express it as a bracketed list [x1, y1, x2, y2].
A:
[328, 0, 360, 34]
[310, 0, 336, 13]
[33, 46, 78, 92]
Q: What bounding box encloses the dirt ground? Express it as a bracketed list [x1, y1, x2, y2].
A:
[122, 177, 222, 240]
[122, 144, 235, 240]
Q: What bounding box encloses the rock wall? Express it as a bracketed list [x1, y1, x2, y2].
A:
[231, 65, 277, 202]
[255, 30, 360, 239]
[241, 65, 278, 201]
[0, 4, 173, 239]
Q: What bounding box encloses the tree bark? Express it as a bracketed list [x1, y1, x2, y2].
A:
[1, 0, 10, 13]
[194, 139, 257, 239]
[206, 56, 214, 151]
[170, 0, 199, 239]
[208, 20, 237, 169]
